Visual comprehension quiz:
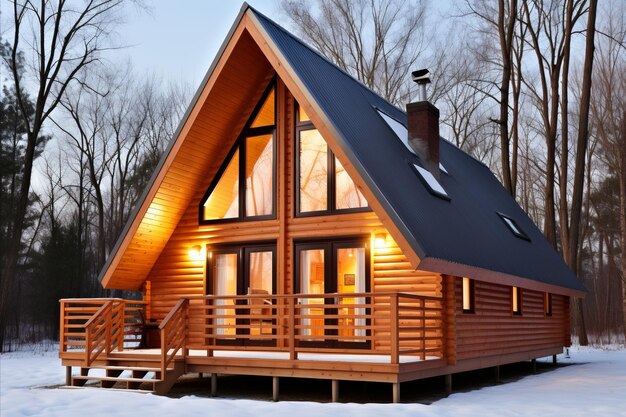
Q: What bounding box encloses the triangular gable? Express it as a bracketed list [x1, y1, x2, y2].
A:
[101, 3, 584, 298]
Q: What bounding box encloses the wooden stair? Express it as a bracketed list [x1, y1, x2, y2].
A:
[71, 354, 185, 394]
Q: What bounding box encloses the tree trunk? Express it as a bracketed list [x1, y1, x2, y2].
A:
[567, 0, 598, 346]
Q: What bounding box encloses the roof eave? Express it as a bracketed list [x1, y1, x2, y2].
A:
[419, 256, 587, 298]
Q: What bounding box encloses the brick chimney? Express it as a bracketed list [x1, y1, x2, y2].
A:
[407, 69, 440, 178]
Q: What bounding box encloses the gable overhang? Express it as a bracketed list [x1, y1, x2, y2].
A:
[99, 6, 274, 289]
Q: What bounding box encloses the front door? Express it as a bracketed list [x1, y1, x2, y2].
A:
[207, 243, 276, 345]
[295, 238, 370, 348]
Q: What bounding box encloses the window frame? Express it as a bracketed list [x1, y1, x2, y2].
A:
[462, 277, 475, 314]
[199, 79, 277, 224]
[544, 292, 553, 317]
[497, 212, 531, 241]
[294, 103, 370, 217]
[512, 286, 522, 316]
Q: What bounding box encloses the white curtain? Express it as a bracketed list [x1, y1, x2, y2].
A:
[354, 248, 366, 337]
[300, 250, 311, 337]
[215, 254, 236, 336]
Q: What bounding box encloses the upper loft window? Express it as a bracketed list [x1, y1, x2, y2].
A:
[411, 163, 450, 200]
[295, 102, 369, 216]
[498, 213, 530, 241]
[200, 80, 276, 223]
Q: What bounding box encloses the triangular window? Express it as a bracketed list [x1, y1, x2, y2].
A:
[200, 80, 276, 223]
[251, 88, 275, 128]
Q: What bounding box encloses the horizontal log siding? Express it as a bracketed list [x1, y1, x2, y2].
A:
[147, 88, 442, 353]
[454, 278, 569, 360]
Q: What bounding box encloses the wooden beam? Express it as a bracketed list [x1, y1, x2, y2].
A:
[392, 382, 400, 403]
[65, 366, 72, 386]
[272, 376, 279, 402]
[331, 380, 339, 402]
[445, 374, 452, 397]
[494, 365, 500, 383]
[211, 373, 217, 397]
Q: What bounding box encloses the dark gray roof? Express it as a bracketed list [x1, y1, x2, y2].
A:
[252, 7, 585, 294]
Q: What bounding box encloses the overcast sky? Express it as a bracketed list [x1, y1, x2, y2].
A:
[110, 1, 285, 87]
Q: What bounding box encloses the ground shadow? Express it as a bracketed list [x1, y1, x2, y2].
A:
[165, 359, 578, 404]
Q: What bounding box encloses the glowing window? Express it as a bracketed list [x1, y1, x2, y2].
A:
[462, 277, 474, 313]
[545, 292, 553, 316]
[512, 286, 522, 315]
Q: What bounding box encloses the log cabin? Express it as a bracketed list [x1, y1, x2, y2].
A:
[58, 3, 586, 402]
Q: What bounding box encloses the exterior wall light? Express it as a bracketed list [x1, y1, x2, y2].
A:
[375, 233, 388, 248]
[189, 245, 204, 261]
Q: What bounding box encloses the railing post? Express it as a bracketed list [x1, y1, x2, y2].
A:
[118, 301, 125, 352]
[289, 296, 297, 360]
[390, 293, 399, 365]
[161, 327, 166, 378]
[59, 300, 66, 354]
[183, 299, 189, 358]
[105, 304, 112, 356]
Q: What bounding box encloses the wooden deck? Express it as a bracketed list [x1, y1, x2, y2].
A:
[58, 294, 562, 402]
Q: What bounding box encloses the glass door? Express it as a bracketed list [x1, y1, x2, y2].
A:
[208, 243, 276, 345]
[295, 238, 369, 348]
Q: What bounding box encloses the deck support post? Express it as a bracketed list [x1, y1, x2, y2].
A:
[211, 373, 217, 397]
[65, 366, 72, 386]
[331, 380, 339, 402]
[392, 382, 400, 403]
[272, 377, 279, 402]
[552, 355, 557, 365]
[445, 374, 452, 397]
[531, 359, 537, 374]
[199, 372, 203, 379]
[494, 365, 500, 383]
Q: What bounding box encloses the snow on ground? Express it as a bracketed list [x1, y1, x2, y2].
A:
[2, 346, 626, 417]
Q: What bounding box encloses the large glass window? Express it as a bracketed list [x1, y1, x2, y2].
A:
[296, 239, 370, 346]
[296, 102, 368, 216]
[200, 81, 276, 223]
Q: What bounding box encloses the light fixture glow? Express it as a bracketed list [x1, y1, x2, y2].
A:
[189, 245, 203, 261]
[375, 233, 387, 248]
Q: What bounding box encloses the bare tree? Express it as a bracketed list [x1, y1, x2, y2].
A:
[0, 0, 131, 350]
[590, 0, 626, 338]
[281, 0, 430, 106]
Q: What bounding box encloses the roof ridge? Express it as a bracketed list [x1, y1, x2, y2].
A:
[247, 5, 405, 115]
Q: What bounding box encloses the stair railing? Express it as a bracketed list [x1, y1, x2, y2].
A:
[84, 301, 113, 366]
[159, 298, 188, 377]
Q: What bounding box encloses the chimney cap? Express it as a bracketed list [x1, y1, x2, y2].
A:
[412, 68, 431, 85]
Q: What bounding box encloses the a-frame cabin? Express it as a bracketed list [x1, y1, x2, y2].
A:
[58, 4, 586, 402]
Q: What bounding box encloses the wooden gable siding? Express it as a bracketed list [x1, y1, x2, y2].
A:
[453, 278, 570, 360]
[102, 25, 273, 289]
[146, 84, 441, 322]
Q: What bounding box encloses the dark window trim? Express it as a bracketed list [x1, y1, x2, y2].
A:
[497, 212, 531, 241]
[293, 235, 371, 350]
[294, 102, 371, 217]
[545, 292, 553, 317]
[462, 277, 475, 314]
[206, 241, 277, 297]
[512, 286, 522, 316]
[199, 78, 278, 225]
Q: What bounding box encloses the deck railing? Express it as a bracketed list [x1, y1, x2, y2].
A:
[186, 292, 443, 362]
[59, 298, 146, 357]
[60, 293, 443, 365]
[159, 298, 188, 376]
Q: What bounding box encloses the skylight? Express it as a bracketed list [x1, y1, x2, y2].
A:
[412, 164, 450, 200]
[377, 108, 449, 176]
[376, 109, 415, 155]
[498, 213, 530, 241]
